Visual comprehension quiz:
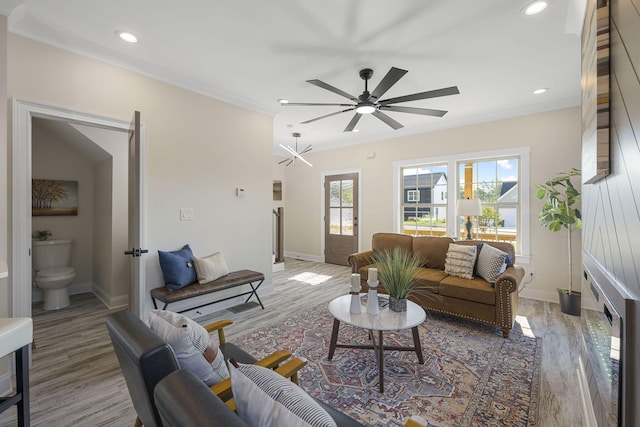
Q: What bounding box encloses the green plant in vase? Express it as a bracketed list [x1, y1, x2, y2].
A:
[32, 230, 52, 241]
[372, 247, 429, 312]
[535, 167, 582, 315]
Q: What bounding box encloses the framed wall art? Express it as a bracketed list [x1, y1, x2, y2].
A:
[581, 0, 610, 184]
[32, 179, 78, 216]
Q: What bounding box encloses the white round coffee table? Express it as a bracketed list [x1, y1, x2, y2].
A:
[327, 294, 426, 393]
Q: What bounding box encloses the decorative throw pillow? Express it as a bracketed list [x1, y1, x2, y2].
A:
[158, 244, 197, 290]
[444, 243, 478, 280]
[148, 310, 229, 386]
[476, 244, 509, 284]
[193, 252, 229, 284]
[229, 362, 337, 427]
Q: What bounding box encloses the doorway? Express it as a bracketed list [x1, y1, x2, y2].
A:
[324, 172, 360, 266]
[11, 99, 145, 318]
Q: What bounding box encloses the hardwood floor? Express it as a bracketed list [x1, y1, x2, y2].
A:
[0, 259, 582, 426]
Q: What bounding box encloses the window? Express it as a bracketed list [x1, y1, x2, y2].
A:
[458, 158, 519, 247]
[394, 147, 529, 259]
[401, 164, 448, 237]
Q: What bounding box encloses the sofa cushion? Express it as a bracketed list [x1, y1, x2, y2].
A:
[372, 233, 413, 253]
[453, 240, 516, 266]
[439, 275, 496, 305]
[476, 244, 509, 284]
[413, 267, 447, 294]
[444, 243, 478, 280]
[412, 236, 453, 269]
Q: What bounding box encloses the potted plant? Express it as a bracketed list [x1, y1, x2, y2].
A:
[32, 230, 52, 241]
[535, 167, 582, 315]
[372, 247, 428, 312]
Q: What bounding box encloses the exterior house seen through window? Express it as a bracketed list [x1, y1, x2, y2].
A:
[400, 154, 522, 253]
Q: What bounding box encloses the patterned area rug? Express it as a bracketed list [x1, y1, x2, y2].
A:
[234, 304, 541, 427]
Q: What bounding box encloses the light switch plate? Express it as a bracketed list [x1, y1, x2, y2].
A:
[180, 208, 193, 221]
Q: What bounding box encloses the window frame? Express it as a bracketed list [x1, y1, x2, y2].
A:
[393, 147, 530, 262]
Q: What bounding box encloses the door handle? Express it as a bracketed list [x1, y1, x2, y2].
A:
[124, 248, 149, 257]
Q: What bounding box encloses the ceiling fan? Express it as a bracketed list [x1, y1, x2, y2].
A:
[281, 67, 459, 132]
[279, 132, 312, 167]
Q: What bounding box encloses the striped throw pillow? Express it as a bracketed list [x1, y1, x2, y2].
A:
[444, 243, 478, 279]
[230, 363, 337, 427]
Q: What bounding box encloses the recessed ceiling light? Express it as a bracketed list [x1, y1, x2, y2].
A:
[351, 129, 360, 133]
[533, 88, 548, 95]
[277, 98, 289, 104]
[524, 1, 548, 15]
[116, 30, 138, 43]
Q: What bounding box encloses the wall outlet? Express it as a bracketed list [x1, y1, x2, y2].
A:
[180, 208, 193, 221]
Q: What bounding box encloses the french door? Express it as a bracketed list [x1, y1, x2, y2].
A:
[324, 173, 358, 266]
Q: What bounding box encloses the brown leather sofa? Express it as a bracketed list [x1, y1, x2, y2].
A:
[347, 233, 525, 338]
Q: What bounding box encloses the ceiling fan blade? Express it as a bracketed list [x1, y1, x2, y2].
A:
[283, 102, 354, 107]
[379, 105, 448, 117]
[301, 107, 355, 124]
[378, 86, 460, 105]
[307, 79, 360, 102]
[343, 113, 362, 132]
[369, 67, 408, 101]
[372, 110, 403, 130]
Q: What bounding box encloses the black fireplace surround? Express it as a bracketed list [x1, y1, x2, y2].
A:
[581, 252, 640, 426]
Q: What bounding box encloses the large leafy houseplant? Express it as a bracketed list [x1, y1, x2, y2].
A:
[535, 168, 582, 313]
[372, 247, 430, 311]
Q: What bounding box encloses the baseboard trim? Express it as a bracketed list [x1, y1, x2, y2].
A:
[283, 251, 322, 263]
[92, 284, 128, 310]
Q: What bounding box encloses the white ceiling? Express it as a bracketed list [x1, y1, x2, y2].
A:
[2, 0, 585, 155]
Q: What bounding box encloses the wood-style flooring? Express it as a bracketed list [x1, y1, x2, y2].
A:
[0, 259, 582, 426]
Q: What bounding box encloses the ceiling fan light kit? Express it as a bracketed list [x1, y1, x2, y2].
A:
[282, 67, 460, 132]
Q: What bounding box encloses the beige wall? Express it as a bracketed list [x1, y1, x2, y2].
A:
[74, 124, 129, 305]
[6, 34, 274, 316]
[283, 107, 582, 302]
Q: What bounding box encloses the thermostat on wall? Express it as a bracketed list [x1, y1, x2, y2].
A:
[236, 188, 245, 197]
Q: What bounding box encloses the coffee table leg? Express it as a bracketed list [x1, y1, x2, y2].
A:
[378, 330, 384, 393]
[328, 319, 340, 360]
[412, 326, 424, 364]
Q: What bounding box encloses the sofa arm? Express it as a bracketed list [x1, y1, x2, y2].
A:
[494, 265, 525, 294]
[494, 265, 525, 338]
[347, 250, 374, 273]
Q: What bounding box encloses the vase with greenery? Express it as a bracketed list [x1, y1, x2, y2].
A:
[32, 230, 52, 241]
[535, 167, 582, 315]
[372, 247, 427, 312]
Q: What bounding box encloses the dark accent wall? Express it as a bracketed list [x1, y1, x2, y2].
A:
[582, 0, 640, 424]
[582, 0, 640, 299]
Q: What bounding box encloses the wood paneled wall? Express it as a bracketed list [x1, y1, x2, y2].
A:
[582, 0, 640, 299]
[582, 0, 640, 424]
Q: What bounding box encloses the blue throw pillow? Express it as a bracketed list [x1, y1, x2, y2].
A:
[158, 244, 197, 291]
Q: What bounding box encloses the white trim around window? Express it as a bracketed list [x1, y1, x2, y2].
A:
[392, 147, 531, 263]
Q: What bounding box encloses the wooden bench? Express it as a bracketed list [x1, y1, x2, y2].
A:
[150, 269, 265, 313]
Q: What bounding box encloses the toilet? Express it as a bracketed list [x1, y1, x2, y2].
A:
[32, 239, 76, 310]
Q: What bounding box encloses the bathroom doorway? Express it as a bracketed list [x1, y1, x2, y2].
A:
[11, 99, 146, 318]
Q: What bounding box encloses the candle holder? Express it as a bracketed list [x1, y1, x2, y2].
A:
[350, 273, 362, 314]
[366, 280, 380, 315]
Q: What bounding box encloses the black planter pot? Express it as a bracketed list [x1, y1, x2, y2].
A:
[558, 290, 581, 316]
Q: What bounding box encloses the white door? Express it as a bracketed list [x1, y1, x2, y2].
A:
[124, 111, 147, 318]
